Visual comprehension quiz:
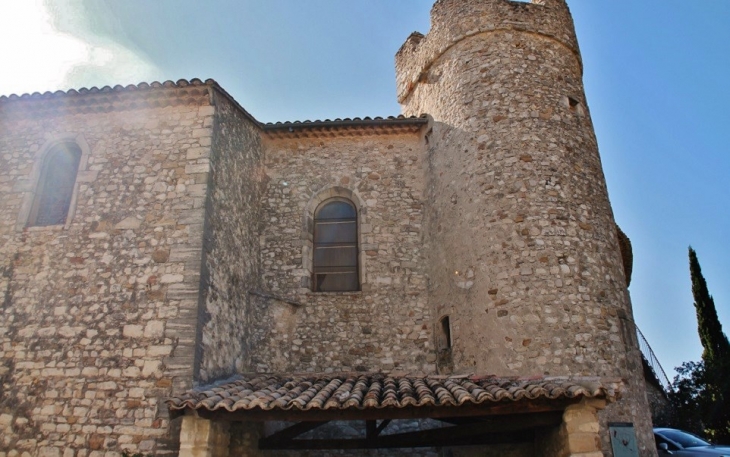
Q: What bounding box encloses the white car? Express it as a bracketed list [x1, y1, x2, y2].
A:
[655, 428, 730, 456]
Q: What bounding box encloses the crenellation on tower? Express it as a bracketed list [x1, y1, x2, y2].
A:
[396, 0, 581, 105]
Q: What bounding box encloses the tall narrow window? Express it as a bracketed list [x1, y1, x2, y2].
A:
[313, 199, 359, 292]
[438, 316, 452, 351]
[28, 143, 82, 227]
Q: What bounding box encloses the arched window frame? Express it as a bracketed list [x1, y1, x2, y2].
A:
[17, 134, 91, 231]
[312, 198, 358, 292]
[302, 187, 365, 293]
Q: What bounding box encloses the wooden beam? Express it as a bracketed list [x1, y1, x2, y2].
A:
[376, 411, 561, 447]
[258, 412, 563, 450]
[259, 420, 328, 447]
[365, 420, 376, 440]
[375, 419, 391, 436]
[436, 417, 483, 426]
[259, 429, 533, 450]
[196, 397, 580, 423]
[436, 411, 563, 430]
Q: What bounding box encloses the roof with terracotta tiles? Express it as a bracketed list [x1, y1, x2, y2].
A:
[0, 78, 222, 119]
[0, 79, 428, 137]
[166, 373, 619, 418]
[0, 78, 217, 102]
[262, 115, 428, 138]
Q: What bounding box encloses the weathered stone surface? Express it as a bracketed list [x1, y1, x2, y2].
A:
[396, 0, 655, 455]
[114, 216, 141, 230]
[0, 86, 211, 454]
[195, 90, 266, 382]
[257, 133, 431, 374]
[0, 2, 656, 456]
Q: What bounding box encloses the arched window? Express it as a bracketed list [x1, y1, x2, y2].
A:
[313, 199, 359, 292]
[28, 143, 82, 227]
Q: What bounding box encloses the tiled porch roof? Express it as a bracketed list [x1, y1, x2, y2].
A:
[166, 374, 619, 418]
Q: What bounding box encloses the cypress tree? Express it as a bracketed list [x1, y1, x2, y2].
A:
[689, 247, 730, 366]
[680, 247, 730, 443]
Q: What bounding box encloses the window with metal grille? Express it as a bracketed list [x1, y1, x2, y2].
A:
[313, 199, 359, 292]
[28, 143, 82, 227]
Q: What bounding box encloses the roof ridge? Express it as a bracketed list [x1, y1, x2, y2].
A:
[0, 78, 217, 102]
[263, 114, 428, 127]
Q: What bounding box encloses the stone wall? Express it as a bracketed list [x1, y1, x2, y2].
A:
[395, 0, 656, 455]
[0, 2, 660, 454]
[195, 91, 266, 382]
[0, 84, 213, 455]
[644, 377, 672, 427]
[256, 132, 434, 373]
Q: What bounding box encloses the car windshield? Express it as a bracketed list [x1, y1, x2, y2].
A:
[661, 429, 711, 448]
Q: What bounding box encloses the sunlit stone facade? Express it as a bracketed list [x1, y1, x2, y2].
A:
[0, 1, 655, 456]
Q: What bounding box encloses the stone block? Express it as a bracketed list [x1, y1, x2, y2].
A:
[115, 216, 142, 230]
[148, 345, 173, 357]
[142, 360, 162, 377]
[160, 274, 184, 284]
[186, 163, 210, 174]
[198, 105, 216, 116]
[567, 433, 601, 453]
[187, 184, 208, 197]
[123, 325, 143, 338]
[0, 414, 13, 426]
[191, 128, 211, 138]
[144, 320, 165, 338]
[186, 147, 208, 160]
[76, 170, 99, 183]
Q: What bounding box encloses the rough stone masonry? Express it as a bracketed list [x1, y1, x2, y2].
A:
[0, 0, 657, 456]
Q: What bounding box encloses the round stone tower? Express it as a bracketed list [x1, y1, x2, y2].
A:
[396, 0, 655, 454]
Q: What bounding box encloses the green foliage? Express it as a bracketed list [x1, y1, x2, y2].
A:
[669, 359, 730, 443]
[689, 247, 730, 365]
[669, 361, 709, 434]
[669, 248, 730, 443]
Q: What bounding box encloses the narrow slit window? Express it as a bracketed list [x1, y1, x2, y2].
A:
[438, 316, 452, 350]
[29, 143, 82, 227]
[313, 199, 359, 292]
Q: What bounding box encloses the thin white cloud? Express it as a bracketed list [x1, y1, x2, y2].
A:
[0, 0, 159, 96]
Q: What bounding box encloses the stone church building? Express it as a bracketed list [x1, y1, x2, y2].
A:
[0, 0, 657, 456]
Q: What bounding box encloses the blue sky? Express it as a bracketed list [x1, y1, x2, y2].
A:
[1, 0, 728, 380]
